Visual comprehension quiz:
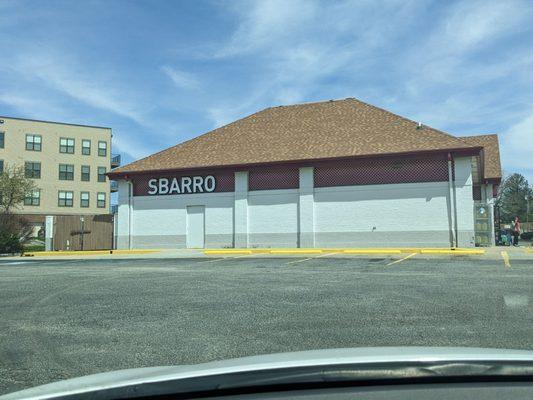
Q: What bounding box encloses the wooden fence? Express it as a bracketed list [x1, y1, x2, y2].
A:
[52, 214, 113, 251]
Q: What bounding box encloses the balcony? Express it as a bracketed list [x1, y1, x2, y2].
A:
[111, 154, 121, 169]
[110, 180, 119, 193]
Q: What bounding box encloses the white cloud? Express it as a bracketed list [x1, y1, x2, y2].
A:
[441, 0, 528, 53]
[501, 113, 533, 183]
[111, 133, 153, 160]
[208, 0, 422, 126]
[216, 0, 319, 57]
[161, 66, 200, 90]
[0, 93, 66, 120]
[3, 51, 148, 126]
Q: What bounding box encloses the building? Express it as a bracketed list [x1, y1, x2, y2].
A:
[108, 98, 502, 249]
[0, 116, 120, 233]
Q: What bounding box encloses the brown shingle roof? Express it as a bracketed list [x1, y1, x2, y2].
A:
[111, 98, 481, 175]
[461, 134, 502, 181]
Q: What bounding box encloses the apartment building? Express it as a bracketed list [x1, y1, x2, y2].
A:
[0, 116, 120, 227]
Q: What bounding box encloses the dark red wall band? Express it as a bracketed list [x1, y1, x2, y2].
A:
[314, 155, 449, 187]
[131, 155, 449, 196]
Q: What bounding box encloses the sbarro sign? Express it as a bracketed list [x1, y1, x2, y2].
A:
[148, 176, 216, 195]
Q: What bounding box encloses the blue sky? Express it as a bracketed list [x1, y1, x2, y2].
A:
[1, 0, 532, 183]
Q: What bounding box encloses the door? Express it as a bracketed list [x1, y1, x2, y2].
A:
[186, 205, 205, 248]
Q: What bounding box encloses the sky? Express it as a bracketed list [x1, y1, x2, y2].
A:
[1, 0, 532, 183]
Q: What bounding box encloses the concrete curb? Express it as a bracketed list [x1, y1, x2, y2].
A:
[203, 248, 485, 256]
[22, 249, 161, 257]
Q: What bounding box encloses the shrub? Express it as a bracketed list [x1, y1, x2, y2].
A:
[0, 231, 23, 254]
[0, 214, 30, 254]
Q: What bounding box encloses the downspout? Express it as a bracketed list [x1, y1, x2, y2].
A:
[447, 153, 458, 248]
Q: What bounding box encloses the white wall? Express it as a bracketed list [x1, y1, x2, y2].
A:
[314, 182, 451, 247]
[116, 180, 131, 249]
[248, 189, 299, 247]
[116, 155, 476, 249]
[454, 156, 475, 247]
[130, 192, 234, 248]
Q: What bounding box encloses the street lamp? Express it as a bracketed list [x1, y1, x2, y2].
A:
[526, 195, 530, 228]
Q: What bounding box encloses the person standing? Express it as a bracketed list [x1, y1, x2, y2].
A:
[513, 216, 521, 246]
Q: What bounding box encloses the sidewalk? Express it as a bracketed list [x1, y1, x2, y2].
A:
[6, 245, 532, 261]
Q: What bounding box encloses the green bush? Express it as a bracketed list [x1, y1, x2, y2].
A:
[0, 232, 23, 254]
[0, 214, 30, 254]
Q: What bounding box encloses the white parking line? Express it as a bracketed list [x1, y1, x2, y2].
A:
[195, 254, 254, 264]
[0, 261, 31, 265]
[285, 252, 338, 265]
[386, 253, 417, 266]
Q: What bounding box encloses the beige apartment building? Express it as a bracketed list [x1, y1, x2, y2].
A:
[0, 116, 119, 227]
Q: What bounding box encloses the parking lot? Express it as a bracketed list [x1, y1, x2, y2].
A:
[1, 254, 532, 395]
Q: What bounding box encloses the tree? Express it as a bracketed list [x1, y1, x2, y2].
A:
[495, 173, 533, 223]
[0, 164, 36, 214]
[0, 164, 36, 254]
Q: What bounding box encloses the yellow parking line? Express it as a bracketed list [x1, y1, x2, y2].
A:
[285, 252, 338, 265]
[386, 252, 417, 266]
[501, 251, 511, 268]
[204, 250, 253, 255]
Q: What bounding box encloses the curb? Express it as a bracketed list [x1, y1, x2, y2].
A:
[22, 249, 160, 257]
[203, 248, 485, 256]
[420, 249, 484, 255]
[343, 249, 401, 254]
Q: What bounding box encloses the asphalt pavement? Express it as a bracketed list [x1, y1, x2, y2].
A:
[1, 255, 532, 395]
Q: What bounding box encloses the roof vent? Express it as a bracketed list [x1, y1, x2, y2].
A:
[416, 122, 422, 129]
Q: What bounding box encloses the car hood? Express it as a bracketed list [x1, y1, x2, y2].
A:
[3, 347, 533, 400]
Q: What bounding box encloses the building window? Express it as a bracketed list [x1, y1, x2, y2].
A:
[98, 141, 107, 157]
[26, 134, 42, 151]
[81, 165, 90, 181]
[82, 139, 91, 155]
[59, 164, 74, 180]
[97, 166, 106, 182]
[24, 162, 41, 179]
[80, 191, 90, 208]
[58, 191, 73, 207]
[97, 192, 106, 208]
[0, 132, 4, 148]
[59, 137, 75, 154]
[0, 160, 3, 173]
[24, 189, 40, 206]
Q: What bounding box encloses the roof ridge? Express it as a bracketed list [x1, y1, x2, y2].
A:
[111, 108, 268, 174]
[345, 98, 470, 145]
[267, 98, 353, 108]
[460, 133, 499, 138]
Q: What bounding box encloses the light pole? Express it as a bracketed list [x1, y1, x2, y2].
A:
[80, 216, 85, 251]
[526, 195, 530, 229]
